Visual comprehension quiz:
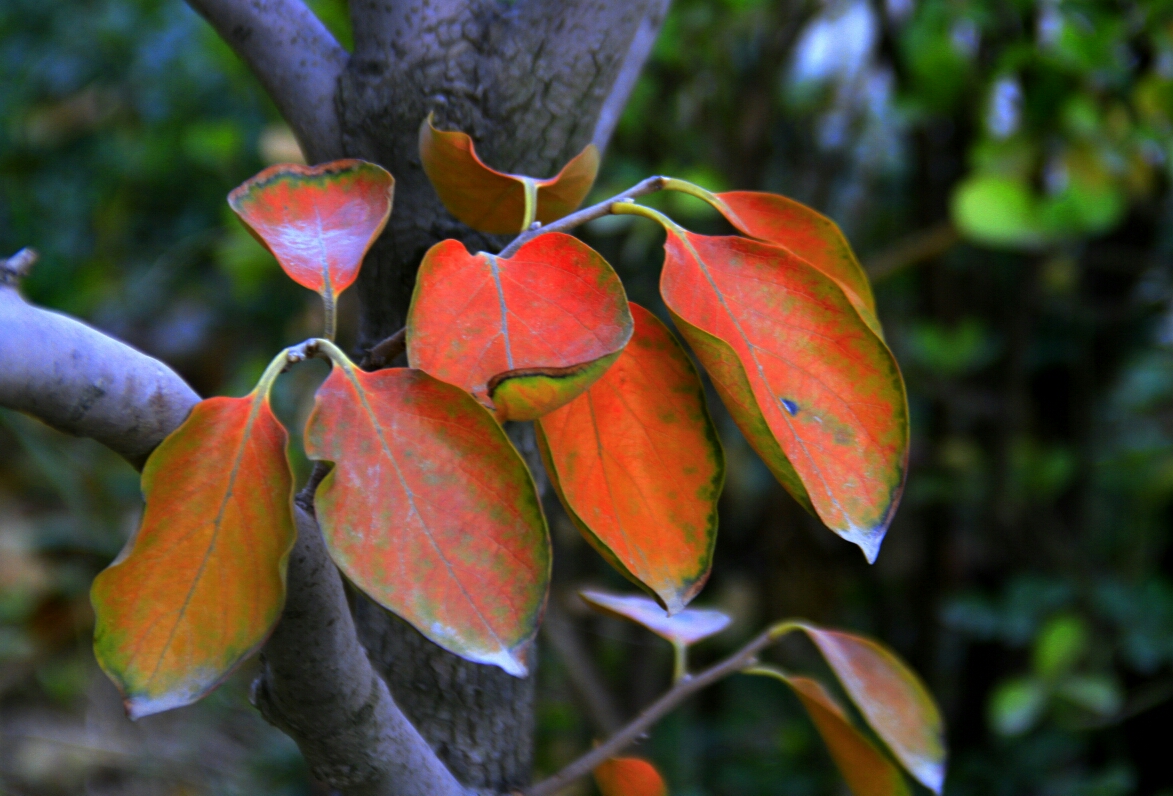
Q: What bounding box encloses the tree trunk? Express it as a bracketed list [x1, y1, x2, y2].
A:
[319, 2, 667, 789]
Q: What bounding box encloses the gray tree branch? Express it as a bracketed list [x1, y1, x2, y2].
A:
[590, 0, 671, 151]
[181, 0, 349, 162]
[0, 252, 467, 796]
[0, 260, 199, 469]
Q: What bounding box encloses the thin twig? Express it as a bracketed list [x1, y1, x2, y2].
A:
[1, 248, 38, 284]
[361, 327, 407, 371]
[498, 176, 668, 259]
[524, 628, 776, 796]
[542, 598, 624, 735]
[864, 221, 959, 282]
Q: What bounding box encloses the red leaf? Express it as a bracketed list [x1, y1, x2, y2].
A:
[579, 590, 730, 648]
[666, 182, 880, 335]
[419, 114, 600, 234]
[305, 361, 549, 675]
[228, 160, 393, 299]
[640, 208, 907, 562]
[536, 304, 723, 612]
[594, 757, 668, 796]
[796, 625, 946, 793]
[749, 667, 911, 796]
[406, 233, 633, 421]
[91, 391, 295, 718]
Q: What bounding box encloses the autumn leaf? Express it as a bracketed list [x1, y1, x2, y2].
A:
[406, 233, 633, 421]
[748, 667, 911, 796]
[594, 756, 668, 796]
[615, 203, 908, 562]
[91, 359, 296, 719]
[787, 624, 946, 793]
[305, 349, 549, 675]
[579, 590, 731, 648]
[419, 113, 599, 234]
[537, 304, 723, 613]
[228, 159, 394, 336]
[664, 181, 880, 335]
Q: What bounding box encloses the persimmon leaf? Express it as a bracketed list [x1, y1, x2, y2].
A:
[747, 667, 911, 796]
[419, 114, 600, 234]
[579, 590, 731, 648]
[790, 624, 946, 794]
[228, 159, 394, 301]
[619, 204, 908, 562]
[594, 757, 668, 796]
[91, 385, 296, 719]
[536, 303, 723, 613]
[666, 182, 881, 336]
[305, 358, 549, 676]
[406, 233, 633, 421]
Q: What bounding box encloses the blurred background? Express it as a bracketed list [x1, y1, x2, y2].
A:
[3, 0, 1173, 793]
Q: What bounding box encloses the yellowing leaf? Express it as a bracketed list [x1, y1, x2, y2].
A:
[92, 390, 296, 719]
[594, 756, 668, 796]
[406, 233, 633, 421]
[748, 667, 911, 796]
[791, 624, 946, 793]
[419, 114, 599, 234]
[536, 303, 723, 613]
[305, 360, 549, 676]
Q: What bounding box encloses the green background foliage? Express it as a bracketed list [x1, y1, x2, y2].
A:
[3, 0, 1173, 793]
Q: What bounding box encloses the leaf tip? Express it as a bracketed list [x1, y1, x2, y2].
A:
[842, 523, 886, 564]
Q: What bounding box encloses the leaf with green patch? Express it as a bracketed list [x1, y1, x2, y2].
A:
[305, 356, 549, 675]
[664, 182, 880, 335]
[747, 666, 911, 796]
[419, 114, 599, 234]
[784, 623, 946, 793]
[227, 160, 394, 330]
[406, 233, 633, 421]
[617, 204, 908, 562]
[91, 375, 296, 719]
[536, 303, 723, 613]
[579, 590, 730, 648]
[594, 757, 668, 796]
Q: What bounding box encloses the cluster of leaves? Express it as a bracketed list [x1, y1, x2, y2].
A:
[83, 113, 941, 791]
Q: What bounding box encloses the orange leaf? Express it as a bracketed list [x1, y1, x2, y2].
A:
[579, 590, 730, 648]
[228, 160, 393, 301]
[91, 387, 296, 719]
[666, 182, 880, 336]
[748, 667, 910, 796]
[406, 233, 633, 421]
[305, 357, 549, 675]
[794, 625, 946, 793]
[536, 304, 723, 612]
[594, 756, 668, 796]
[419, 114, 600, 234]
[620, 204, 908, 562]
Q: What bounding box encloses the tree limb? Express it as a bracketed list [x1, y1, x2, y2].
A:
[0, 262, 199, 469]
[182, 0, 348, 162]
[590, 0, 671, 152]
[254, 496, 470, 796]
